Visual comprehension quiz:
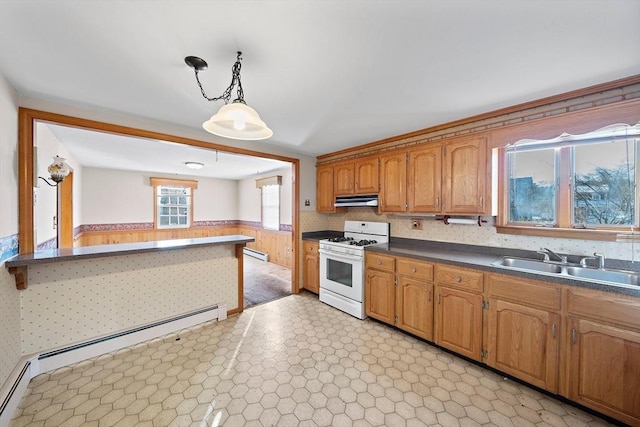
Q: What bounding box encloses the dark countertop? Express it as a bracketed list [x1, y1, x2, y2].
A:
[301, 230, 343, 242]
[366, 238, 640, 297]
[5, 235, 255, 268]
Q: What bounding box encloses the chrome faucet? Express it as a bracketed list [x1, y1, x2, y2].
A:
[579, 252, 606, 269]
[538, 248, 567, 264]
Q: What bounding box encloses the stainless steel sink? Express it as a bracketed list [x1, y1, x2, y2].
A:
[565, 266, 640, 286]
[493, 257, 563, 274]
[493, 256, 640, 287]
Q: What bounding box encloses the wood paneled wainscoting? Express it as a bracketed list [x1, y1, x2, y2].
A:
[74, 224, 293, 269]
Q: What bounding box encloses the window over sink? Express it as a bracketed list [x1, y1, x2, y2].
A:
[500, 123, 639, 237]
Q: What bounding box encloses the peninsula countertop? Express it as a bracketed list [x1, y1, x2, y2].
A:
[5, 235, 255, 268]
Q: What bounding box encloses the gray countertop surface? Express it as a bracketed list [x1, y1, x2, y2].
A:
[5, 235, 255, 268]
[366, 239, 640, 297]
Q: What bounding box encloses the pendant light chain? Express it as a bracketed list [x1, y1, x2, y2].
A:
[192, 52, 245, 105]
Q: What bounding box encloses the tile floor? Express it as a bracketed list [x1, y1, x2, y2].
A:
[10, 293, 615, 427]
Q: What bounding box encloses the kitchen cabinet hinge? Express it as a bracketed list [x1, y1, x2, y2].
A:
[482, 300, 490, 310]
[394, 316, 398, 324]
[406, 153, 409, 161]
[394, 278, 398, 286]
[481, 350, 488, 359]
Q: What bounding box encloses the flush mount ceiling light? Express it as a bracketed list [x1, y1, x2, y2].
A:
[185, 51, 273, 141]
[184, 161, 204, 170]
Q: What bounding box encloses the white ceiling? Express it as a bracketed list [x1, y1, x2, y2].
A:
[1, 0, 639, 164]
[45, 123, 290, 180]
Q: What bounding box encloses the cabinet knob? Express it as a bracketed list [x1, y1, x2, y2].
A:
[454, 276, 462, 283]
[411, 268, 417, 273]
[377, 260, 382, 265]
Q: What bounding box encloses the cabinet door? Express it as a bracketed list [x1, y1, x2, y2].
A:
[303, 242, 319, 293]
[435, 286, 483, 361]
[365, 268, 395, 324]
[379, 151, 407, 213]
[487, 299, 559, 392]
[354, 157, 379, 194]
[316, 165, 337, 212]
[442, 136, 487, 214]
[407, 145, 442, 213]
[334, 162, 355, 195]
[397, 277, 433, 341]
[567, 318, 640, 425]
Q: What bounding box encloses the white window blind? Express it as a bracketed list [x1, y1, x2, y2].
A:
[262, 184, 280, 230]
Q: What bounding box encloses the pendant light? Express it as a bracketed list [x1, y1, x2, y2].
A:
[185, 52, 273, 141]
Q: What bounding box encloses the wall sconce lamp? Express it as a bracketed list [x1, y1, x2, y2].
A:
[38, 156, 70, 187]
[184, 51, 273, 141]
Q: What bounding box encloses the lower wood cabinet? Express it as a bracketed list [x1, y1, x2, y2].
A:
[564, 288, 640, 425]
[434, 264, 484, 361]
[362, 253, 639, 425]
[435, 285, 483, 361]
[302, 241, 319, 293]
[486, 274, 561, 392]
[396, 277, 433, 341]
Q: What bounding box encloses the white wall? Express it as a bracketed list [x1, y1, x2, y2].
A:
[0, 72, 22, 389]
[81, 167, 239, 224]
[238, 166, 293, 225]
[34, 123, 82, 244]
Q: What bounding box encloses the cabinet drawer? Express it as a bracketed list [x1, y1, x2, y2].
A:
[488, 274, 560, 311]
[397, 257, 434, 281]
[435, 264, 483, 291]
[567, 288, 640, 331]
[366, 253, 395, 272]
[303, 241, 318, 255]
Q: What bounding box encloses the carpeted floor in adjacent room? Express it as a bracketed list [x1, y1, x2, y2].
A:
[243, 254, 292, 308]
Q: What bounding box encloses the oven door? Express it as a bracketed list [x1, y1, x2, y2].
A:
[319, 249, 363, 302]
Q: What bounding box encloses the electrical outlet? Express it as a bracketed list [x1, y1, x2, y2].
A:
[411, 218, 423, 230]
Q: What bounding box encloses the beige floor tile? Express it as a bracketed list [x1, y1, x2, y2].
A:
[9, 294, 619, 427]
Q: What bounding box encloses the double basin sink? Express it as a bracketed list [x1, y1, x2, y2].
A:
[493, 257, 640, 287]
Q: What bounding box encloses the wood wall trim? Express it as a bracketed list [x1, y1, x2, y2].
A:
[150, 177, 199, 188]
[317, 75, 640, 162]
[17, 107, 300, 295]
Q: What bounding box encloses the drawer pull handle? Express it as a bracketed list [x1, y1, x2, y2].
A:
[551, 323, 557, 338]
[454, 276, 462, 283]
[571, 328, 577, 344]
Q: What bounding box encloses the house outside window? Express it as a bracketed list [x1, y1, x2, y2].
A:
[504, 124, 638, 231]
[256, 175, 282, 231]
[150, 178, 198, 229]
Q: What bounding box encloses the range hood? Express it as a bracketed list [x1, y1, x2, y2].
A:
[334, 194, 379, 207]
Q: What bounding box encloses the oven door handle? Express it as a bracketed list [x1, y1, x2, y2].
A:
[319, 248, 363, 262]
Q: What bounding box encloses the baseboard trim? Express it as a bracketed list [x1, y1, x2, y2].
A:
[0, 304, 226, 427]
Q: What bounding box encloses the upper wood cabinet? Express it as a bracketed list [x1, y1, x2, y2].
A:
[442, 135, 488, 214]
[378, 135, 488, 215]
[379, 151, 407, 213]
[317, 164, 345, 213]
[334, 157, 379, 196]
[407, 144, 442, 213]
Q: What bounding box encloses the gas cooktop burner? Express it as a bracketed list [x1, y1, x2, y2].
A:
[349, 239, 378, 246]
[326, 237, 354, 243]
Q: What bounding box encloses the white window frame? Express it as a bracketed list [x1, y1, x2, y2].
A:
[150, 177, 197, 230]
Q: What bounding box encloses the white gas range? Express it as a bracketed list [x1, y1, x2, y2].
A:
[318, 221, 390, 319]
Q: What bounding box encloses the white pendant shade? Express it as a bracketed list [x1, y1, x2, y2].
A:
[202, 102, 273, 140]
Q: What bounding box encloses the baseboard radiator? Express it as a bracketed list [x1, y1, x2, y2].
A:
[0, 304, 226, 427]
[243, 247, 269, 262]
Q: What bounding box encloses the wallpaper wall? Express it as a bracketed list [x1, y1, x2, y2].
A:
[20, 245, 238, 354]
[0, 71, 21, 390]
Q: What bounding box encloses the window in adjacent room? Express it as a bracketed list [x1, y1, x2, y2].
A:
[503, 123, 639, 232]
[150, 178, 198, 229]
[256, 175, 282, 231]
